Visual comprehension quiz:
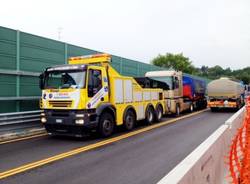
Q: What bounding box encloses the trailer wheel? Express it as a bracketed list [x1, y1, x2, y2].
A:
[175, 104, 180, 117]
[189, 103, 194, 112]
[203, 100, 208, 109]
[236, 102, 241, 111]
[237, 98, 243, 110]
[123, 110, 136, 131]
[145, 106, 154, 125]
[98, 112, 115, 137]
[210, 107, 218, 112]
[155, 105, 163, 122]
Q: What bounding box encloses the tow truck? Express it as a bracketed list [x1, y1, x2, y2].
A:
[39, 54, 166, 137]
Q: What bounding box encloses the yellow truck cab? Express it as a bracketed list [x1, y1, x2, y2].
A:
[39, 54, 166, 137]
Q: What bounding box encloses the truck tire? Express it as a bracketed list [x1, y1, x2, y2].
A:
[145, 106, 154, 125]
[189, 103, 194, 112]
[98, 112, 115, 137]
[237, 98, 243, 110]
[236, 102, 241, 111]
[203, 100, 208, 109]
[210, 107, 218, 112]
[155, 105, 163, 122]
[175, 104, 180, 117]
[199, 100, 207, 109]
[123, 110, 136, 131]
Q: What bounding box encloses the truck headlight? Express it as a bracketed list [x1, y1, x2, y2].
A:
[75, 119, 84, 125]
[41, 117, 47, 123]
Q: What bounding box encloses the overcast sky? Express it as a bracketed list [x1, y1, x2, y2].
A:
[1, 0, 250, 69]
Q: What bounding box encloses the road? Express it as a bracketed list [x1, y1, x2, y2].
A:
[0, 110, 234, 184]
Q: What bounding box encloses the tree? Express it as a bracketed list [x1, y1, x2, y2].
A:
[151, 53, 250, 84]
[234, 67, 250, 84]
[199, 65, 209, 76]
[207, 65, 224, 79]
[224, 67, 232, 76]
[151, 53, 196, 74]
[238, 72, 250, 84]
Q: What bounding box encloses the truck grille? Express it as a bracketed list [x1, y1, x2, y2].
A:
[49, 100, 73, 108]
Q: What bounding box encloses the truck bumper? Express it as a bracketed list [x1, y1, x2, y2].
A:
[41, 110, 99, 137]
[208, 101, 237, 108]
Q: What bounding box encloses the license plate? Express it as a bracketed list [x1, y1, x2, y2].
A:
[56, 119, 63, 123]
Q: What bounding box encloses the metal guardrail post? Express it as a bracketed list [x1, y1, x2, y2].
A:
[64, 43, 68, 64]
[137, 62, 140, 77]
[120, 57, 123, 75]
[16, 30, 20, 112]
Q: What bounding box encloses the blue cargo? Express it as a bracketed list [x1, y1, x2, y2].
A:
[183, 74, 206, 100]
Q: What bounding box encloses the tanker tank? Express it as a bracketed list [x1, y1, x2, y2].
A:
[207, 77, 245, 111]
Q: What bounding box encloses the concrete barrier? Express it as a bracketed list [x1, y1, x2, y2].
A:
[158, 107, 246, 184]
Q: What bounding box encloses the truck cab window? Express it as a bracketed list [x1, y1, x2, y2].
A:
[61, 73, 76, 88]
[88, 69, 102, 97]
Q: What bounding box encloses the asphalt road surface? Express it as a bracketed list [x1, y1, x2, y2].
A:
[0, 110, 234, 184]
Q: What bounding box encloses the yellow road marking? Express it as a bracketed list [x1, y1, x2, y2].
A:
[0, 109, 208, 180]
[0, 133, 48, 145]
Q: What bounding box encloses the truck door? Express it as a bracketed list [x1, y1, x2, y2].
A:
[88, 69, 102, 97]
[86, 67, 109, 109]
[173, 76, 183, 97]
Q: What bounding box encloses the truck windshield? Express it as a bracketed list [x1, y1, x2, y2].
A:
[148, 76, 173, 90]
[44, 71, 86, 89]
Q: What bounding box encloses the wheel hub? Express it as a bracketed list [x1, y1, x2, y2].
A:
[126, 115, 133, 127]
[103, 120, 111, 132]
[148, 111, 153, 122]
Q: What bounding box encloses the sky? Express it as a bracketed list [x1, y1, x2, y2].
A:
[1, 0, 250, 69]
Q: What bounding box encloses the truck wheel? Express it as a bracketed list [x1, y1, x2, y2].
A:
[236, 103, 241, 110]
[175, 104, 181, 117]
[98, 112, 115, 137]
[189, 103, 194, 112]
[175, 105, 180, 117]
[155, 105, 163, 122]
[203, 100, 208, 109]
[123, 110, 136, 131]
[145, 106, 154, 125]
[210, 107, 218, 112]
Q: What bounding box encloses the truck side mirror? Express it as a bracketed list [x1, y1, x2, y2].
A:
[172, 77, 179, 89]
[175, 78, 179, 89]
[39, 73, 45, 89]
[172, 76, 175, 89]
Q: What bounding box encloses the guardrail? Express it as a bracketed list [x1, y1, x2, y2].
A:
[0, 110, 43, 134]
[0, 96, 40, 101]
[158, 107, 246, 184]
